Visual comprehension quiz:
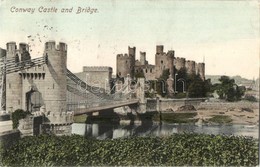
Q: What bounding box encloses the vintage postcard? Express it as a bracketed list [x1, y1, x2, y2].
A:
[0, 0, 259, 166]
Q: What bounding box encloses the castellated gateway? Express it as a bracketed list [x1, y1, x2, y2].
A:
[116, 45, 205, 81]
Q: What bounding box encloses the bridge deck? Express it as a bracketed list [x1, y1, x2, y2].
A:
[73, 99, 139, 115]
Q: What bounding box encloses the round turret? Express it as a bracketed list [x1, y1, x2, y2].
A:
[43, 41, 67, 115]
[6, 42, 17, 58]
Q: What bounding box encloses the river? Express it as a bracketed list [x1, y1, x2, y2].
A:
[72, 122, 259, 139]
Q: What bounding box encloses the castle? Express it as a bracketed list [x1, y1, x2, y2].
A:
[0, 41, 73, 135]
[116, 45, 205, 82]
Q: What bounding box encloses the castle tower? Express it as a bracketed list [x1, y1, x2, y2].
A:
[43, 41, 67, 115]
[155, 45, 176, 79]
[5, 42, 22, 112]
[197, 63, 205, 80]
[175, 57, 186, 71]
[155, 45, 167, 78]
[156, 45, 164, 54]
[166, 50, 175, 77]
[140, 51, 146, 65]
[185, 60, 196, 75]
[116, 46, 136, 79]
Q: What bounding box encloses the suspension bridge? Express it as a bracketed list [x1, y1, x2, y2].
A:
[0, 42, 143, 118]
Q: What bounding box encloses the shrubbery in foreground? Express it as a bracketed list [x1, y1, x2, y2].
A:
[1, 133, 258, 166]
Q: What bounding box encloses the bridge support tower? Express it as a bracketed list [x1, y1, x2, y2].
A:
[40, 41, 73, 135]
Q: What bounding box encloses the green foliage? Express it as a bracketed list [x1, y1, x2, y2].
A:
[73, 115, 87, 123]
[244, 95, 258, 102]
[186, 74, 207, 98]
[175, 67, 188, 93]
[134, 70, 145, 78]
[160, 69, 170, 81]
[11, 109, 31, 129]
[175, 68, 211, 98]
[1, 134, 258, 166]
[156, 69, 170, 97]
[174, 92, 187, 98]
[213, 76, 245, 101]
[161, 112, 198, 123]
[208, 115, 232, 124]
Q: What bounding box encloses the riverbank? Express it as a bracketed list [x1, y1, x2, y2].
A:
[74, 108, 259, 125]
[1, 134, 258, 166]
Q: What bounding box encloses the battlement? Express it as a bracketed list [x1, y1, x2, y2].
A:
[116, 53, 134, 58]
[156, 45, 164, 54]
[140, 51, 146, 56]
[19, 43, 29, 52]
[83, 66, 113, 72]
[44, 41, 67, 51]
[186, 60, 195, 63]
[166, 50, 175, 58]
[45, 111, 74, 125]
[185, 60, 196, 74]
[175, 57, 186, 61]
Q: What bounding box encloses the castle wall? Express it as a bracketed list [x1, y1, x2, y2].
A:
[174, 57, 186, 71]
[185, 60, 196, 75]
[135, 65, 156, 80]
[76, 66, 113, 92]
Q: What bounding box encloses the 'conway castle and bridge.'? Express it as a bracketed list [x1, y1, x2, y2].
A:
[0, 41, 258, 141]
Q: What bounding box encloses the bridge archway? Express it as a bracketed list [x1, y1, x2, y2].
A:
[25, 88, 43, 112]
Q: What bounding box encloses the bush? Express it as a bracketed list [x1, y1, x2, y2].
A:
[244, 95, 258, 102]
[11, 109, 31, 129]
[1, 134, 258, 166]
[174, 92, 186, 98]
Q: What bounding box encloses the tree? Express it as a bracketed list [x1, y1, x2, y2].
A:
[135, 70, 145, 78]
[175, 67, 188, 93]
[156, 69, 170, 97]
[214, 76, 245, 101]
[186, 74, 208, 98]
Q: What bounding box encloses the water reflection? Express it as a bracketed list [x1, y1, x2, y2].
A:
[72, 122, 259, 139]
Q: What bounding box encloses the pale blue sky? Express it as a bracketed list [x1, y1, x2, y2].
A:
[0, 0, 259, 79]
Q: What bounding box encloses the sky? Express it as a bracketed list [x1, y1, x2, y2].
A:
[0, 0, 259, 80]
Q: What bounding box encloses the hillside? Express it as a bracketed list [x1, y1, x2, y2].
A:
[206, 75, 259, 90]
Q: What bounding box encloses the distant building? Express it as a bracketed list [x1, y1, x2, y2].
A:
[116, 45, 205, 81]
[75, 66, 113, 92]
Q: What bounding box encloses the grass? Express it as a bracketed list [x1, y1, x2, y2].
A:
[208, 115, 232, 124]
[160, 112, 198, 124]
[73, 115, 87, 123]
